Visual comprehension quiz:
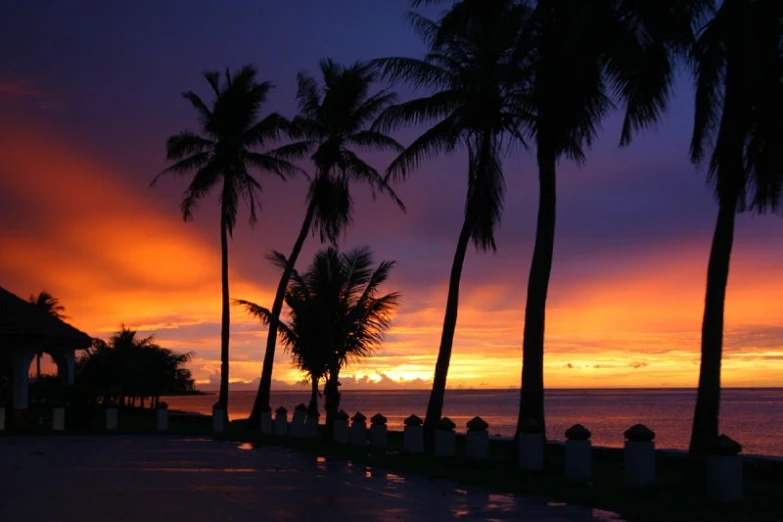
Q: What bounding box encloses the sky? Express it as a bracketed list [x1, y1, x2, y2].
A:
[1, 1, 781, 391]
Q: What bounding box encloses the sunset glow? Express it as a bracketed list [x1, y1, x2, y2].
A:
[2, 1, 781, 393]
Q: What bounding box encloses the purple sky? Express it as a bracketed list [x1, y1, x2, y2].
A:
[1, 1, 781, 389]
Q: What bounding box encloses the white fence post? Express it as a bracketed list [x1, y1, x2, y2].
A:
[624, 424, 656, 487]
[370, 413, 388, 449]
[350, 412, 368, 447]
[465, 416, 489, 461]
[518, 419, 544, 471]
[333, 410, 350, 444]
[52, 405, 65, 432]
[156, 403, 169, 432]
[564, 424, 591, 481]
[304, 409, 319, 439]
[290, 404, 307, 438]
[707, 435, 743, 503]
[274, 407, 288, 437]
[434, 417, 456, 457]
[106, 406, 119, 432]
[403, 414, 424, 454]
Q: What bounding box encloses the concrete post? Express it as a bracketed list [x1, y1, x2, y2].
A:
[403, 414, 424, 454]
[333, 410, 349, 444]
[11, 350, 35, 410]
[274, 407, 288, 437]
[465, 416, 489, 461]
[304, 410, 319, 439]
[518, 419, 544, 471]
[106, 406, 118, 431]
[707, 435, 743, 503]
[564, 424, 592, 481]
[260, 409, 273, 435]
[370, 413, 388, 449]
[434, 417, 456, 457]
[290, 404, 307, 438]
[350, 412, 368, 447]
[624, 424, 656, 487]
[52, 406, 66, 431]
[156, 403, 169, 432]
[212, 403, 224, 434]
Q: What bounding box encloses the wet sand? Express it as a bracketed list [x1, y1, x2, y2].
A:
[0, 435, 623, 521]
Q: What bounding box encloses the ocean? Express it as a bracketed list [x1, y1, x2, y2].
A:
[163, 388, 783, 457]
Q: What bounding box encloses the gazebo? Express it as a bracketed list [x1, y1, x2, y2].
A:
[0, 286, 92, 411]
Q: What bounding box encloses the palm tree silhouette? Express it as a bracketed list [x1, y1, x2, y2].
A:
[373, 0, 530, 434]
[688, 0, 781, 458]
[240, 247, 399, 434]
[246, 59, 404, 426]
[152, 65, 298, 419]
[29, 291, 68, 380]
[512, 0, 702, 434]
[78, 326, 195, 408]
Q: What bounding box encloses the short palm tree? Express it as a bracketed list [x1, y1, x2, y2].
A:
[240, 247, 399, 432]
[513, 0, 706, 434]
[246, 59, 404, 426]
[688, 0, 781, 458]
[29, 291, 68, 380]
[152, 65, 298, 419]
[373, 0, 530, 433]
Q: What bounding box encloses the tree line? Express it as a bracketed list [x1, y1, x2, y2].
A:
[152, 0, 781, 461]
[23, 292, 195, 409]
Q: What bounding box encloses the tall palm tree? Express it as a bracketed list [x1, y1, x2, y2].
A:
[373, 0, 530, 434]
[29, 291, 68, 380]
[688, 0, 781, 458]
[241, 247, 399, 433]
[246, 59, 404, 426]
[513, 0, 706, 434]
[152, 65, 298, 419]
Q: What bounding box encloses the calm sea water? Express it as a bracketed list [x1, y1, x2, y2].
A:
[164, 388, 783, 457]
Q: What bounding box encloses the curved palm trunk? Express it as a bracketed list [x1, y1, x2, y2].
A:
[218, 213, 230, 422]
[689, 198, 737, 458]
[309, 376, 319, 415]
[423, 216, 474, 434]
[517, 148, 557, 435]
[324, 369, 341, 438]
[247, 200, 317, 426]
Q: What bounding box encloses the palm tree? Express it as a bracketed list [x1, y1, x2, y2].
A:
[152, 65, 298, 419]
[29, 291, 68, 380]
[246, 59, 404, 426]
[373, 0, 530, 434]
[241, 247, 399, 433]
[239, 253, 329, 415]
[512, 0, 706, 434]
[688, 0, 781, 458]
[77, 326, 195, 408]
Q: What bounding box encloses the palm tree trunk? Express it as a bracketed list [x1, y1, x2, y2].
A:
[309, 376, 319, 415]
[247, 200, 317, 427]
[689, 198, 737, 458]
[218, 213, 231, 422]
[36, 352, 41, 381]
[324, 370, 340, 437]
[423, 215, 473, 433]
[517, 147, 557, 435]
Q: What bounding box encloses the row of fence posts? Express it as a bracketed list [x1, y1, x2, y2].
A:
[0, 403, 744, 503]
[0, 404, 170, 433]
[235, 404, 744, 504]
